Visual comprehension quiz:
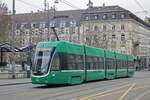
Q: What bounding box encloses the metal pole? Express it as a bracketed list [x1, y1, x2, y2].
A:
[12, 0, 16, 79]
[0, 48, 2, 65]
[44, 0, 47, 11]
[88, 0, 91, 45]
[47, 3, 50, 41]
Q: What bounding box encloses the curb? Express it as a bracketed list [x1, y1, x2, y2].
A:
[0, 82, 31, 86]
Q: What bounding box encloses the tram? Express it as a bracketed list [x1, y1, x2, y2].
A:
[31, 41, 134, 85]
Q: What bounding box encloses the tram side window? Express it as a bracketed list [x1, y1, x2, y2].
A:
[106, 58, 109, 69]
[67, 54, 76, 70]
[59, 53, 68, 70]
[75, 55, 84, 70]
[117, 60, 121, 69]
[117, 60, 126, 69]
[86, 56, 104, 70]
[86, 56, 94, 70]
[128, 61, 134, 69]
[66, 54, 84, 70]
[51, 53, 60, 71]
[93, 57, 97, 69]
[112, 59, 116, 69]
[106, 58, 115, 69]
[98, 57, 104, 69]
[122, 60, 127, 69]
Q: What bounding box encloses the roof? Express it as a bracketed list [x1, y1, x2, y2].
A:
[0, 42, 35, 52]
[83, 5, 127, 13]
[13, 5, 150, 29]
[15, 9, 84, 23]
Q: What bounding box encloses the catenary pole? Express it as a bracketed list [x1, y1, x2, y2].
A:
[12, 0, 16, 79]
[47, 3, 50, 41]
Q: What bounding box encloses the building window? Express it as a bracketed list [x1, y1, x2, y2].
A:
[86, 27, 90, 32]
[112, 34, 116, 41]
[103, 25, 106, 31]
[102, 14, 107, 20]
[40, 22, 46, 28]
[85, 16, 89, 20]
[94, 15, 98, 20]
[103, 34, 106, 41]
[70, 20, 76, 27]
[120, 46, 126, 53]
[59, 21, 66, 27]
[121, 13, 125, 19]
[31, 23, 36, 28]
[121, 25, 124, 30]
[50, 21, 55, 27]
[111, 46, 116, 51]
[94, 26, 98, 32]
[112, 25, 115, 31]
[86, 36, 89, 42]
[121, 34, 125, 41]
[112, 14, 116, 19]
[20, 23, 27, 29]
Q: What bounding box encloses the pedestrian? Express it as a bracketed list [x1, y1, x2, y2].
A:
[27, 65, 30, 78]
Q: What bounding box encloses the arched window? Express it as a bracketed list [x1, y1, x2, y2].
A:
[103, 34, 106, 41]
[121, 13, 125, 19]
[121, 25, 124, 30]
[121, 34, 125, 41]
[94, 26, 98, 32]
[112, 25, 115, 31]
[112, 34, 116, 41]
[94, 15, 98, 20]
[103, 25, 106, 31]
[111, 46, 116, 51]
[112, 14, 116, 19]
[120, 46, 126, 53]
[102, 14, 107, 20]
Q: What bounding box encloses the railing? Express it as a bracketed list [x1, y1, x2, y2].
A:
[0, 72, 27, 79]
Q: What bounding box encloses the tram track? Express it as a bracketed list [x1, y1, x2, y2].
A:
[1, 72, 150, 100]
[30, 78, 135, 100]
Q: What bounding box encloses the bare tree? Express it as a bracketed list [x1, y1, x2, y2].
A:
[0, 1, 9, 42]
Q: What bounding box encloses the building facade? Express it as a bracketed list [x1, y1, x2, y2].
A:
[81, 6, 150, 59]
[9, 5, 150, 67]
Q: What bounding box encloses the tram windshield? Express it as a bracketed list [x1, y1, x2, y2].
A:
[32, 47, 54, 75]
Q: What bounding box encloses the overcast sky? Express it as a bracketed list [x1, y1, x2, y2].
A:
[3, 0, 150, 19]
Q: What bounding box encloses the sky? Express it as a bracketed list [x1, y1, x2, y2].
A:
[3, 0, 150, 20]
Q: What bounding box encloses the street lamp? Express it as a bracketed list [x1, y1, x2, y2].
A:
[54, 0, 59, 4]
[12, 0, 16, 79]
[47, 3, 50, 41]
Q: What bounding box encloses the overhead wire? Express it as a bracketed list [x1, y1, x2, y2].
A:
[16, 0, 43, 10]
[58, 0, 81, 9]
[17, 0, 80, 11]
[133, 0, 147, 14]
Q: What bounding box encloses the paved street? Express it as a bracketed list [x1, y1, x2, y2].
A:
[0, 71, 150, 100]
[0, 78, 30, 86]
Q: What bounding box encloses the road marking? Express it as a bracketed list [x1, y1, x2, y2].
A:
[132, 89, 150, 100]
[95, 84, 150, 99]
[117, 83, 136, 100]
[78, 83, 131, 100]
[92, 89, 125, 99]
[78, 83, 150, 100]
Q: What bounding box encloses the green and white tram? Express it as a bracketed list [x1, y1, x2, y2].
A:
[31, 41, 134, 85]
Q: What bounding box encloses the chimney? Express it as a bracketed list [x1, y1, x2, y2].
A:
[103, 3, 105, 7]
[37, 10, 40, 13]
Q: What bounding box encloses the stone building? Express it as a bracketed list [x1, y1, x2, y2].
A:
[81, 5, 150, 63]
[145, 17, 150, 25]
[14, 9, 83, 47]
[10, 5, 150, 66]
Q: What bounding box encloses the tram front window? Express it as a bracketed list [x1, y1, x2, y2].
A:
[33, 47, 54, 75]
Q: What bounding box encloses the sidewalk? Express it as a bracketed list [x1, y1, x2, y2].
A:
[0, 78, 31, 86]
